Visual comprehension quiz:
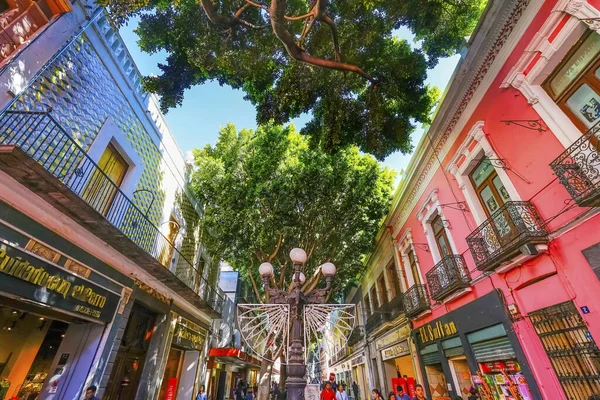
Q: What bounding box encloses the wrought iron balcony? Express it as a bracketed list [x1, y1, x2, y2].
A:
[402, 284, 430, 318]
[426, 255, 471, 302]
[0, 110, 225, 316]
[348, 325, 365, 347]
[380, 293, 404, 321]
[550, 122, 600, 207]
[365, 311, 385, 334]
[466, 201, 548, 271]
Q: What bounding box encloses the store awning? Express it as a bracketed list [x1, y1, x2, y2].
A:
[208, 348, 263, 370]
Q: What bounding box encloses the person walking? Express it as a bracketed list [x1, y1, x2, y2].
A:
[84, 385, 100, 400]
[196, 385, 207, 400]
[321, 382, 336, 400]
[371, 389, 385, 400]
[336, 384, 349, 400]
[352, 382, 359, 400]
[412, 384, 428, 400]
[395, 386, 410, 400]
[245, 387, 255, 400]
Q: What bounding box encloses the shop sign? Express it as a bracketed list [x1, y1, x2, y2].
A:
[418, 320, 457, 344]
[134, 279, 171, 305]
[381, 340, 410, 361]
[480, 360, 520, 374]
[0, 243, 119, 322]
[173, 316, 207, 351]
[351, 356, 364, 366]
[164, 378, 178, 400]
[375, 325, 411, 350]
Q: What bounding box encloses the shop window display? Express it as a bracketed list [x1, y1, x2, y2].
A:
[471, 360, 532, 400]
[0, 306, 68, 400]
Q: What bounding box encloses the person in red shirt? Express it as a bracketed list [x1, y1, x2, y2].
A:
[321, 382, 336, 400]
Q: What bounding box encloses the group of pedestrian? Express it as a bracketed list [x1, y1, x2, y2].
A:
[369, 384, 431, 400]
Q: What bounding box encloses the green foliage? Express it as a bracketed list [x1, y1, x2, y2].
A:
[100, 0, 486, 160]
[190, 123, 394, 298]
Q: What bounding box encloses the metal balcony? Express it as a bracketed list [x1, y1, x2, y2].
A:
[550, 122, 600, 207]
[365, 311, 385, 334]
[0, 110, 224, 316]
[426, 255, 471, 302]
[466, 201, 548, 271]
[348, 325, 365, 347]
[402, 284, 430, 318]
[380, 293, 404, 321]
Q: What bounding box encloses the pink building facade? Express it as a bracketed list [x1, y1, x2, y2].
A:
[385, 0, 600, 399]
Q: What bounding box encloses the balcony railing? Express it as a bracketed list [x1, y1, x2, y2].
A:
[380, 293, 404, 321]
[466, 201, 548, 271]
[330, 347, 349, 365]
[426, 255, 471, 302]
[365, 311, 384, 334]
[550, 122, 600, 207]
[402, 284, 430, 318]
[0, 110, 225, 314]
[348, 325, 365, 347]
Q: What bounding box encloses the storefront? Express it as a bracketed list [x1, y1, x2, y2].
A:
[413, 291, 540, 400]
[349, 354, 368, 400]
[373, 323, 417, 396]
[0, 222, 122, 400]
[159, 314, 208, 400]
[206, 348, 261, 400]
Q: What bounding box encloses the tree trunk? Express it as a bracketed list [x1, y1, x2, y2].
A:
[278, 356, 287, 389]
[257, 358, 273, 400]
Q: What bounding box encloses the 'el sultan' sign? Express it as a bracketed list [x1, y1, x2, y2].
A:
[419, 320, 457, 344]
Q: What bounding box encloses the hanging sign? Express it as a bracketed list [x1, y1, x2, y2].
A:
[173, 316, 207, 351]
[0, 243, 119, 323]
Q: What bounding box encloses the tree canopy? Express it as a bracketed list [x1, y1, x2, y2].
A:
[101, 0, 486, 160]
[190, 123, 395, 299]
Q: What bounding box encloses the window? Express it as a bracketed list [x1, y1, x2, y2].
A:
[370, 286, 379, 310]
[407, 248, 421, 285]
[377, 274, 387, 304]
[544, 31, 600, 132]
[158, 214, 180, 267]
[431, 215, 451, 257]
[386, 261, 401, 299]
[469, 157, 511, 217]
[82, 143, 129, 215]
[363, 295, 371, 318]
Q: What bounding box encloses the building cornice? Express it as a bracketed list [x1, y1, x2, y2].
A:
[389, 0, 541, 238]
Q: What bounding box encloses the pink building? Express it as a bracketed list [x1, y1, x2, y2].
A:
[385, 0, 600, 399]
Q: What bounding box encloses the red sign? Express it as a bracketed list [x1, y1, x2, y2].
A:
[392, 377, 415, 398]
[165, 378, 178, 400]
[329, 373, 335, 382]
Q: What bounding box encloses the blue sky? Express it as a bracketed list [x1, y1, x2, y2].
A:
[119, 22, 460, 176]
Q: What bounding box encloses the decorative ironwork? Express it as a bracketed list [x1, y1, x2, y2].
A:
[365, 311, 385, 334]
[304, 304, 356, 364]
[500, 119, 548, 132]
[380, 294, 404, 321]
[402, 284, 430, 318]
[426, 255, 471, 301]
[237, 304, 290, 363]
[348, 325, 365, 347]
[466, 201, 548, 271]
[413, 243, 430, 252]
[550, 121, 600, 207]
[530, 301, 600, 399]
[440, 201, 470, 212]
[0, 110, 225, 314]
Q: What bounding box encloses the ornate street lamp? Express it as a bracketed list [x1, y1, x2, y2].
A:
[237, 248, 355, 400]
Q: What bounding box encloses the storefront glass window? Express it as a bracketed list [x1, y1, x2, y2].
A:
[0, 306, 68, 400]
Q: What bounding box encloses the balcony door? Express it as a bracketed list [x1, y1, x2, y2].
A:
[469, 158, 517, 250]
[82, 143, 128, 216]
[432, 214, 451, 257]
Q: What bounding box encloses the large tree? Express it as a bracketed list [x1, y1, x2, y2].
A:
[189, 123, 394, 396]
[101, 0, 485, 160]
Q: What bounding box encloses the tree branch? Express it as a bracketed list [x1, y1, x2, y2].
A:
[285, 10, 315, 21]
[317, 13, 341, 62]
[248, 269, 263, 303]
[268, 232, 283, 262]
[269, 0, 377, 84]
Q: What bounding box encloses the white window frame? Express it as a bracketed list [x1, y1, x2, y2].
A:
[447, 122, 522, 226]
[416, 188, 459, 264]
[397, 229, 424, 288]
[501, 0, 600, 148]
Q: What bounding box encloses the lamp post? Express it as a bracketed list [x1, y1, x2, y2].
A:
[258, 248, 337, 400]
